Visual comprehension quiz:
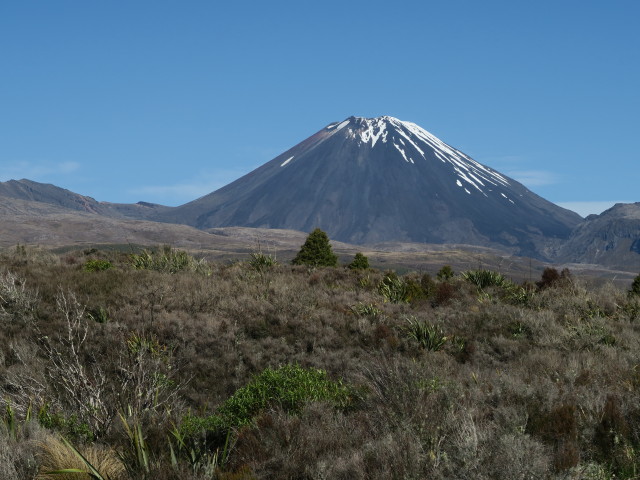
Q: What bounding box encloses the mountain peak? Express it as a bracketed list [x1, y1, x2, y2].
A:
[156, 115, 582, 258]
[323, 115, 511, 194]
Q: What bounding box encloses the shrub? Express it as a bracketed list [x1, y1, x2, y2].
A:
[247, 252, 278, 272]
[462, 269, 507, 289]
[36, 406, 94, 444]
[630, 274, 640, 297]
[219, 365, 351, 425]
[436, 265, 454, 281]
[527, 402, 579, 472]
[83, 260, 112, 272]
[86, 306, 109, 324]
[130, 246, 210, 275]
[420, 273, 436, 297]
[0, 416, 44, 480]
[378, 273, 409, 303]
[291, 229, 338, 267]
[403, 316, 448, 351]
[0, 270, 38, 323]
[7, 243, 640, 478]
[434, 281, 456, 306]
[404, 277, 426, 303]
[462, 270, 533, 305]
[537, 267, 572, 290]
[503, 283, 532, 306]
[347, 253, 369, 270]
[180, 365, 354, 450]
[536, 267, 560, 290]
[350, 302, 382, 318]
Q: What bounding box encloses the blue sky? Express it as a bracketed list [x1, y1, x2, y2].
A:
[1, 1, 638, 217]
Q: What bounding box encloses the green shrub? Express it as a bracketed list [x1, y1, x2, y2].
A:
[436, 265, 454, 281]
[86, 306, 109, 323]
[130, 246, 210, 275]
[403, 316, 449, 351]
[404, 277, 427, 303]
[503, 283, 533, 306]
[462, 269, 507, 289]
[247, 252, 278, 272]
[84, 259, 112, 272]
[291, 229, 338, 267]
[378, 273, 409, 303]
[350, 302, 382, 318]
[348, 253, 369, 270]
[462, 269, 532, 305]
[37, 404, 94, 443]
[180, 365, 353, 443]
[420, 273, 436, 297]
[218, 364, 351, 427]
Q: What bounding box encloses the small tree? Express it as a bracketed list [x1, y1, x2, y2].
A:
[348, 252, 369, 270]
[630, 274, 640, 297]
[536, 267, 572, 290]
[292, 228, 338, 267]
[436, 265, 454, 281]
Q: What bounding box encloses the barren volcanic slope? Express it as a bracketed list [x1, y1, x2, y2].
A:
[157, 116, 582, 259]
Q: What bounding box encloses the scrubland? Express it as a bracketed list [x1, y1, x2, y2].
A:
[1, 245, 640, 479]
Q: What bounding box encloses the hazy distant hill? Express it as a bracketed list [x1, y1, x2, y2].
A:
[0, 178, 169, 219]
[557, 203, 640, 270]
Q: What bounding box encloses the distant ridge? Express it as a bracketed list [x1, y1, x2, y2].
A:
[557, 202, 640, 270]
[0, 179, 169, 219]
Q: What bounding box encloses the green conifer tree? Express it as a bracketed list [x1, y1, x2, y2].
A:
[292, 228, 338, 267]
[348, 252, 369, 270]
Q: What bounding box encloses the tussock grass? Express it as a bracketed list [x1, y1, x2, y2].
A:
[36, 435, 125, 480]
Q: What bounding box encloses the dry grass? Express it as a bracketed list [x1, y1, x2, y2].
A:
[36, 435, 126, 480]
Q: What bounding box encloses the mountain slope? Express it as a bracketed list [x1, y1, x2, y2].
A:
[557, 202, 640, 270]
[156, 116, 582, 258]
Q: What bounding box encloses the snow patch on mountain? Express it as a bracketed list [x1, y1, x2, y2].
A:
[280, 156, 294, 167]
[335, 120, 350, 132]
[344, 116, 511, 197]
[393, 143, 410, 163]
[356, 117, 388, 147]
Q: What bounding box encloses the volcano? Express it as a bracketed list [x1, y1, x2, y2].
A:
[156, 116, 582, 258]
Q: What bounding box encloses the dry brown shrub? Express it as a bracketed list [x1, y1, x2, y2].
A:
[527, 402, 580, 472]
[486, 432, 550, 479]
[231, 403, 429, 480]
[0, 420, 45, 480]
[434, 282, 456, 306]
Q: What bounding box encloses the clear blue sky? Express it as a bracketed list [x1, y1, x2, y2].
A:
[1, 1, 638, 217]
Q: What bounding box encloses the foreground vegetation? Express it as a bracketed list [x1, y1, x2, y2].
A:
[1, 244, 640, 479]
